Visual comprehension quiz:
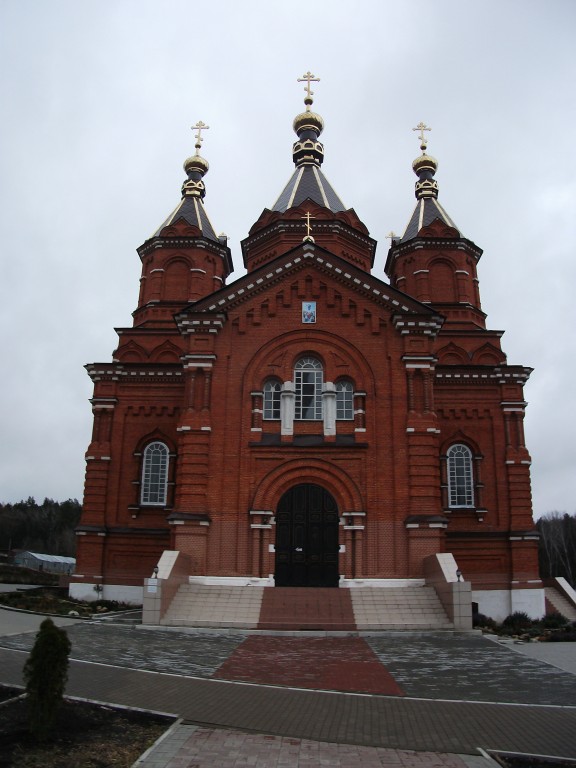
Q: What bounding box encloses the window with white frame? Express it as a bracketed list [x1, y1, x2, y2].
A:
[263, 379, 282, 420]
[294, 357, 323, 420]
[447, 443, 474, 507]
[141, 441, 169, 505]
[336, 380, 354, 420]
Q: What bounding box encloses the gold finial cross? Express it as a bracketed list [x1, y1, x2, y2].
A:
[412, 121, 431, 149]
[298, 71, 320, 108]
[386, 231, 398, 241]
[192, 120, 209, 155]
[302, 210, 316, 237]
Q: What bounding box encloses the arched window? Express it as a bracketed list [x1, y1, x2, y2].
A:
[294, 357, 323, 420]
[447, 444, 474, 507]
[141, 442, 169, 505]
[263, 379, 282, 420]
[336, 380, 354, 420]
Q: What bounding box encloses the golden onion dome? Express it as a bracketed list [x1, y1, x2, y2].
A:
[293, 110, 324, 136]
[412, 152, 438, 176]
[184, 153, 209, 176]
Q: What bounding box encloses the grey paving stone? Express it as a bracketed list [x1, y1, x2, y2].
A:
[365, 631, 576, 705]
[0, 622, 246, 677]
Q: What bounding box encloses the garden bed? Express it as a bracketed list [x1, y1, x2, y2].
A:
[0, 685, 173, 768]
[0, 588, 137, 618]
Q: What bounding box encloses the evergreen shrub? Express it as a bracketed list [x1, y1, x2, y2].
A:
[23, 618, 71, 741]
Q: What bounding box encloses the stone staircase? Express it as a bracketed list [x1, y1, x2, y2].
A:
[160, 583, 454, 631]
[257, 587, 357, 631]
[161, 584, 264, 629]
[351, 585, 453, 630]
[545, 587, 576, 621]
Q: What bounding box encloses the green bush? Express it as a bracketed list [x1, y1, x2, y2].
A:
[23, 618, 71, 741]
[501, 611, 533, 635]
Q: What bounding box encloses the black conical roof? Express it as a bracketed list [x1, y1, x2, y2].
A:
[401, 196, 460, 242]
[272, 165, 346, 213]
[152, 124, 220, 242]
[153, 196, 219, 240]
[400, 143, 462, 242]
[271, 79, 346, 214]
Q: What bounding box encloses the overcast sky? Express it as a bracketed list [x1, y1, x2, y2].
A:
[1, 0, 574, 519]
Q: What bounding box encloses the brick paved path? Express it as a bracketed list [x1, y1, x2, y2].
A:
[213, 636, 405, 694]
[139, 725, 471, 768]
[2, 621, 576, 763]
[1, 645, 576, 758]
[3, 625, 576, 705]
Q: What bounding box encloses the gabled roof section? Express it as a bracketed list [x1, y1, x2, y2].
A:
[177, 240, 440, 322]
[272, 165, 346, 213]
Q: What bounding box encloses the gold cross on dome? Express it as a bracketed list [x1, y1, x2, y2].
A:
[302, 210, 316, 236]
[192, 120, 209, 154]
[298, 71, 320, 100]
[412, 121, 431, 149]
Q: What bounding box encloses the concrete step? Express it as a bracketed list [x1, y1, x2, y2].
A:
[161, 584, 264, 628]
[545, 587, 576, 621]
[160, 583, 453, 631]
[257, 587, 356, 631]
[351, 586, 453, 630]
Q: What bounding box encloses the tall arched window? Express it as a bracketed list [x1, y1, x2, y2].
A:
[263, 379, 282, 420]
[447, 444, 474, 507]
[141, 441, 169, 505]
[294, 357, 323, 420]
[336, 380, 354, 420]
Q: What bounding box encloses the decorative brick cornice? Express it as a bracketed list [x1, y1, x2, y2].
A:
[394, 316, 444, 337]
[85, 363, 183, 382]
[404, 514, 448, 529]
[167, 512, 211, 526]
[388, 237, 483, 262]
[137, 235, 229, 262]
[436, 367, 532, 385]
[175, 314, 226, 336]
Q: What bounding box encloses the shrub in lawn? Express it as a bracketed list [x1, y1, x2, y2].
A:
[501, 611, 533, 635]
[23, 618, 71, 741]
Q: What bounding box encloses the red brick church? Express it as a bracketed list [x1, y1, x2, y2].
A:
[71, 74, 543, 621]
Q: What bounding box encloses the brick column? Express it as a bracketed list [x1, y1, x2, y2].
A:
[405, 515, 448, 577]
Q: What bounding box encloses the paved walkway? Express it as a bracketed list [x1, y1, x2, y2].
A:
[1, 609, 576, 766]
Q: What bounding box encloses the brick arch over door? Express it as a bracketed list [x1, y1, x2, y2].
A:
[250, 458, 364, 514]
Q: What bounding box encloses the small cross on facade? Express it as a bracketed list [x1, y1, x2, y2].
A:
[298, 71, 320, 101]
[386, 231, 398, 242]
[302, 211, 316, 237]
[192, 120, 210, 154]
[412, 121, 431, 149]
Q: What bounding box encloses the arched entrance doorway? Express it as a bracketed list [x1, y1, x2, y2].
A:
[274, 483, 339, 587]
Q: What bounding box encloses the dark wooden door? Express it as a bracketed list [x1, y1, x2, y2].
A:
[274, 484, 339, 587]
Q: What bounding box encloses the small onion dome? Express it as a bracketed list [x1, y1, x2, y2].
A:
[412, 152, 438, 176]
[293, 110, 324, 136]
[413, 151, 439, 200]
[181, 153, 209, 199]
[184, 153, 209, 176]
